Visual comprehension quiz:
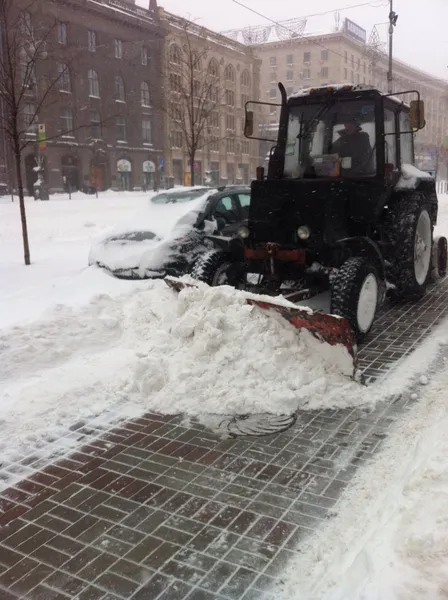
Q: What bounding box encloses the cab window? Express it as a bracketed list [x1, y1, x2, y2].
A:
[399, 111, 413, 165]
[384, 108, 397, 168]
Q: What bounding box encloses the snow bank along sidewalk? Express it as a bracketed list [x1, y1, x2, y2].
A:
[1, 277, 446, 484]
[276, 354, 448, 600]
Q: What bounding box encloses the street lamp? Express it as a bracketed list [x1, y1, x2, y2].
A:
[387, 0, 398, 94]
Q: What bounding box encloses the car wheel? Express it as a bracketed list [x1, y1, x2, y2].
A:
[330, 257, 379, 343]
[191, 250, 240, 287]
[430, 235, 448, 282]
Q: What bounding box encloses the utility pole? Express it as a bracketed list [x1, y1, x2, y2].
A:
[387, 0, 398, 93]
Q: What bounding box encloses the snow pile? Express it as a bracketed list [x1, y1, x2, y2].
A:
[127, 282, 355, 416]
[276, 359, 448, 600]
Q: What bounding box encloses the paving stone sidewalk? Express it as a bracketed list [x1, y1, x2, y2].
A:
[0, 277, 447, 600]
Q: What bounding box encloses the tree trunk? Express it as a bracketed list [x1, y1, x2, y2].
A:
[190, 154, 195, 186]
[13, 142, 31, 265]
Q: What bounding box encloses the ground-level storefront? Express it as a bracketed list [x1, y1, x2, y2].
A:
[21, 143, 163, 194]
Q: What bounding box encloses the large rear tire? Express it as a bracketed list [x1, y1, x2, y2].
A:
[386, 198, 433, 301]
[330, 257, 379, 343]
[191, 250, 234, 286]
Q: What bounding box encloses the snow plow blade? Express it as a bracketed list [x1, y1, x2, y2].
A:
[165, 277, 358, 373]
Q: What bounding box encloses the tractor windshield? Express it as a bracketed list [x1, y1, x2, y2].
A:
[284, 99, 376, 179]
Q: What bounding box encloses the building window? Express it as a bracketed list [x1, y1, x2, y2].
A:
[170, 73, 181, 94]
[269, 88, 277, 99]
[115, 76, 125, 102]
[344, 68, 348, 79]
[142, 119, 152, 143]
[321, 50, 329, 61]
[208, 59, 219, 77]
[90, 110, 101, 138]
[303, 52, 311, 63]
[21, 11, 33, 36]
[270, 105, 277, 115]
[270, 72, 277, 83]
[225, 64, 235, 83]
[226, 138, 235, 153]
[270, 56, 277, 67]
[350, 70, 354, 81]
[24, 103, 36, 132]
[226, 114, 235, 130]
[225, 89, 235, 106]
[210, 111, 219, 128]
[357, 58, 361, 70]
[241, 93, 249, 109]
[169, 44, 181, 65]
[241, 70, 250, 87]
[57, 22, 67, 45]
[88, 69, 100, 97]
[116, 116, 127, 141]
[351, 54, 354, 67]
[115, 39, 123, 59]
[141, 82, 150, 106]
[286, 70, 293, 81]
[172, 130, 183, 148]
[344, 51, 348, 63]
[321, 67, 328, 78]
[58, 63, 71, 93]
[88, 30, 97, 52]
[60, 107, 73, 135]
[241, 141, 250, 155]
[286, 54, 293, 66]
[141, 47, 148, 66]
[302, 69, 311, 79]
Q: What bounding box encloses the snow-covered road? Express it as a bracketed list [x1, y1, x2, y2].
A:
[2, 191, 448, 598]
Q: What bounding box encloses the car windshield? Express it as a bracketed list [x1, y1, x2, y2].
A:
[283, 99, 376, 179]
[151, 188, 210, 204]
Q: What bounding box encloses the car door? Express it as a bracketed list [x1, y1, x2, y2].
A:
[212, 194, 243, 236]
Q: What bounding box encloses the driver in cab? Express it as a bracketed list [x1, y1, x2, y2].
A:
[331, 116, 373, 175]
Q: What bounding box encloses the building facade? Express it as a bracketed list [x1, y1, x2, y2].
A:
[225, 19, 448, 178]
[3, 0, 166, 194]
[159, 10, 261, 187]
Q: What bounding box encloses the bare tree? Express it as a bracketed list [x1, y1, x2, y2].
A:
[0, 0, 122, 265]
[159, 21, 230, 186]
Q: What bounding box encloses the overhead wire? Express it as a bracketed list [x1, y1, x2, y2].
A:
[229, 0, 448, 88]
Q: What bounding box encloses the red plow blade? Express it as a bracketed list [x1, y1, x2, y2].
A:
[165, 277, 358, 374]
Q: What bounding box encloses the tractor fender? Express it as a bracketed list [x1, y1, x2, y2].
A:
[336, 236, 386, 286]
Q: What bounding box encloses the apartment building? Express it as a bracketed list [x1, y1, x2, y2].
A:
[159, 10, 261, 187]
[1, 0, 166, 194]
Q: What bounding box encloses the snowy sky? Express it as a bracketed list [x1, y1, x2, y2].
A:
[137, 0, 448, 82]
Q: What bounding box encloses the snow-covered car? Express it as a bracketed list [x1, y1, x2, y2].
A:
[88, 185, 251, 279]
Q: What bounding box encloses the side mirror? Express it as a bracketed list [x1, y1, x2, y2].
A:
[410, 100, 425, 130]
[244, 111, 254, 138]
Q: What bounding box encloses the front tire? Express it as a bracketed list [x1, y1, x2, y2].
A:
[191, 250, 234, 286]
[386, 198, 433, 300]
[330, 257, 379, 343]
[430, 235, 448, 282]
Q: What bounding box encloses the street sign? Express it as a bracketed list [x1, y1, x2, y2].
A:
[38, 123, 47, 152]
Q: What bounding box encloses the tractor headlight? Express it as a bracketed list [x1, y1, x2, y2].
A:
[297, 225, 311, 240]
[238, 226, 250, 239]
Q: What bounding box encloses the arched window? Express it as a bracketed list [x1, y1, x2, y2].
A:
[192, 51, 201, 71]
[225, 64, 235, 83]
[88, 69, 99, 97]
[169, 44, 181, 65]
[241, 69, 250, 88]
[58, 63, 71, 93]
[208, 59, 219, 78]
[115, 76, 125, 102]
[141, 82, 150, 106]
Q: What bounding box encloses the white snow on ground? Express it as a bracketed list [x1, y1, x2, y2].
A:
[277, 353, 448, 600]
[0, 192, 448, 488]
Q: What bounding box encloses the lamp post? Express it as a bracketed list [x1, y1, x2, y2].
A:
[387, 0, 398, 94]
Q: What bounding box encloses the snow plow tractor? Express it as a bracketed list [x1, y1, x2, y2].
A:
[171, 84, 447, 366]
